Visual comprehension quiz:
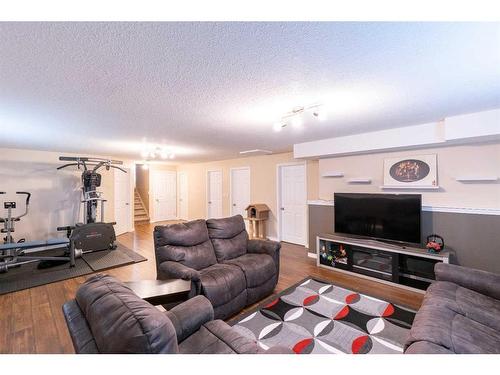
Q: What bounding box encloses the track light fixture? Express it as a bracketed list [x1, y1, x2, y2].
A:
[139, 145, 176, 160]
[273, 103, 325, 132]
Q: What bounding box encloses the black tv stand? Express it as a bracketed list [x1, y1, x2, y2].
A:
[317, 233, 450, 292]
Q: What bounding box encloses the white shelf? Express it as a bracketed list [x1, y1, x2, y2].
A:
[322, 171, 344, 178]
[380, 185, 440, 190]
[455, 177, 498, 182]
[347, 178, 371, 184]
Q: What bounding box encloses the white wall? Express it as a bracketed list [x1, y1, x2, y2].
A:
[0, 148, 134, 242]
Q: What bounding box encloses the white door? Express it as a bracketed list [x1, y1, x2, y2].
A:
[230, 167, 250, 218]
[151, 170, 177, 222]
[279, 164, 306, 245]
[207, 170, 223, 219]
[178, 172, 188, 220]
[114, 168, 131, 236]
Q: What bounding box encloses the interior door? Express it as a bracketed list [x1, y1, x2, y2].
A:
[114, 168, 131, 236]
[207, 170, 223, 219]
[280, 164, 306, 245]
[231, 167, 250, 218]
[178, 172, 188, 220]
[151, 170, 177, 222]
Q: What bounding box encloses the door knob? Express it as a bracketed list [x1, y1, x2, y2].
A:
[232, 203, 236, 206]
[281, 207, 285, 210]
[208, 201, 212, 204]
[125, 203, 129, 206]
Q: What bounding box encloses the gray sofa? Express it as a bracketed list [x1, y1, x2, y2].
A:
[405, 263, 500, 354]
[62, 274, 291, 354]
[154, 215, 280, 320]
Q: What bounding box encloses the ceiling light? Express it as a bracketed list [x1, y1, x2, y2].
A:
[160, 149, 169, 159]
[169, 153, 175, 159]
[313, 108, 327, 121]
[272, 103, 324, 132]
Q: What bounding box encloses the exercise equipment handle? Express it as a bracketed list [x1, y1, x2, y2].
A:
[0, 192, 5, 194]
[16, 192, 31, 205]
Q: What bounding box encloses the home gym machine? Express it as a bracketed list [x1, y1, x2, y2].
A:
[56, 156, 127, 254]
[0, 191, 78, 273]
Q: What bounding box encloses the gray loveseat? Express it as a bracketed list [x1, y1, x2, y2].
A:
[62, 274, 291, 354]
[153, 215, 280, 320]
[405, 263, 500, 354]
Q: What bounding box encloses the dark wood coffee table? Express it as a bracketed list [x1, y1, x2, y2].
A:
[124, 279, 191, 306]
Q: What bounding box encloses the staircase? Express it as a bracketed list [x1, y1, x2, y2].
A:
[134, 189, 150, 224]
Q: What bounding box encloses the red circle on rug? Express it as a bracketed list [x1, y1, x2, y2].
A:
[382, 304, 395, 317]
[345, 293, 360, 304]
[303, 294, 319, 306]
[293, 338, 313, 354]
[334, 305, 349, 320]
[352, 335, 369, 354]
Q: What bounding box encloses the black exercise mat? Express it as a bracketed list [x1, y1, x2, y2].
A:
[0, 243, 147, 295]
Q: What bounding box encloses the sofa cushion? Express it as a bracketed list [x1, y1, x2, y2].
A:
[206, 215, 248, 262]
[200, 263, 246, 307]
[225, 253, 276, 288]
[75, 274, 178, 354]
[154, 220, 217, 270]
[408, 302, 500, 354]
[424, 281, 500, 332]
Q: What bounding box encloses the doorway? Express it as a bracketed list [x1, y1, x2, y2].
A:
[230, 167, 250, 218]
[277, 162, 307, 245]
[207, 170, 223, 219]
[114, 167, 132, 236]
[150, 170, 177, 222]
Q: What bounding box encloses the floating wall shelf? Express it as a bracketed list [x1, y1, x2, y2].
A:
[380, 185, 440, 190]
[455, 177, 498, 182]
[347, 178, 372, 184]
[322, 171, 344, 178]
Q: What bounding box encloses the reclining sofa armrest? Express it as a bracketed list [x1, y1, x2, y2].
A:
[62, 299, 99, 354]
[247, 239, 281, 257]
[247, 239, 281, 276]
[165, 295, 214, 343]
[263, 346, 295, 354]
[435, 263, 500, 300]
[159, 261, 201, 282]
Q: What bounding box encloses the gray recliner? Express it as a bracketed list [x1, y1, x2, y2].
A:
[405, 263, 500, 354]
[154, 215, 280, 320]
[62, 274, 291, 354]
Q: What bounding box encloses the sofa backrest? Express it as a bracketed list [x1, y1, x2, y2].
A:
[154, 219, 217, 270]
[74, 274, 179, 354]
[206, 215, 249, 262]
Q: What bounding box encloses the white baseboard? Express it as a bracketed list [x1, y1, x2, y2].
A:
[307, 252, 317, 259]
[267, 236, 279, 242]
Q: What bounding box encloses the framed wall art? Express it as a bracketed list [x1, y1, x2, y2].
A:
[383, 154, 438, 189]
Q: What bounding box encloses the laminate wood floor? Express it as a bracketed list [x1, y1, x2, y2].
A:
[0, 221, 423, 353]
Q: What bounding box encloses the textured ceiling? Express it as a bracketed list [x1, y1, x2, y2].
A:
[0, 22, 499, 162]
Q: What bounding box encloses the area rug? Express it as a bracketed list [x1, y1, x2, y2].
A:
[0, 243, 147, 295]
[230, 277, 415, 354]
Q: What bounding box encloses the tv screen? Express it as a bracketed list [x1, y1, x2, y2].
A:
[334, 193, 421, 244]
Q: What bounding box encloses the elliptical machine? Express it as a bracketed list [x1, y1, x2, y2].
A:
[0, 191, 77, 273]
[57, 156, 127, 254]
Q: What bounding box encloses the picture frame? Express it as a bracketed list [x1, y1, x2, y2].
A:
[383, 154, 438, 188]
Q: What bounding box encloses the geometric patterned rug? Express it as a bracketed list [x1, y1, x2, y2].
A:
[230, 277, 415, 354]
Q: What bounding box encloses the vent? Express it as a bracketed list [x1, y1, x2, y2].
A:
[239, 149, 273, 156]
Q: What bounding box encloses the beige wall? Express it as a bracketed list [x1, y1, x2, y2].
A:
[177, 152, 319, 240]
[318, 142, 500, 209]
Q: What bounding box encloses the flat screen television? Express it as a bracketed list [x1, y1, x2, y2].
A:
[334, 193, 421, 244]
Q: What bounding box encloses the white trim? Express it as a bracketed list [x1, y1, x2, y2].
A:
[177, 171, 189, 221]
[229, 166, 251, 217]
[206, 168, 223, 219]
[276, 161, 307, 246]
[267, 236, 279, 242]
[307, 200, 500, 216]
[307, 252, 317, 259]
[380, 185, 440, 190]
